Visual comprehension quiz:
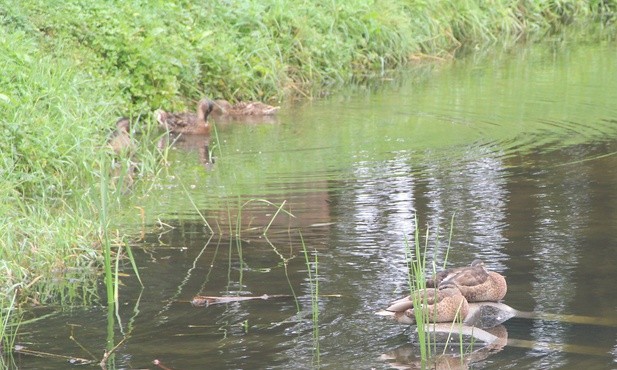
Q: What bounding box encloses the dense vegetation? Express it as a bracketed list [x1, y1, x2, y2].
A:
[0, 0, 615, 314]
[5, 0, 616, 111]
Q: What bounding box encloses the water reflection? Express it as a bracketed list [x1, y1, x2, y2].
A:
[527, 153, 585, 367]
[417, 145, 510, 270]
[158, 132, 214, 169]
[381, 324, 508, 369]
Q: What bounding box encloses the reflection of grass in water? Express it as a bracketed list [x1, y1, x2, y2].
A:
[232, 199, 297, 297]
[187, 196, 302, 311]
[180, 186, 318, 355]
[405, 214, 467, 368]
[264, 234, 302, 313]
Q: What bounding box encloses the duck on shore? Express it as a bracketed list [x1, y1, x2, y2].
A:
[107, 117, 137, 191]
[156, 98, 214, 134]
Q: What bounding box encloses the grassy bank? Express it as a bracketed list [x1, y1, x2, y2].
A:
[0, 0, 615, 317]
[0, 24, 110, 307]
[0, 13, 158, 310]
[5, 0, 616, 112]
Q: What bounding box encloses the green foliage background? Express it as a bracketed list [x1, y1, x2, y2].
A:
[6, 0, 615, 112]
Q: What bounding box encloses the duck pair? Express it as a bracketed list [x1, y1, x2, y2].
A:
[383, 260, 507, 325]
[156, 98, 280, 134]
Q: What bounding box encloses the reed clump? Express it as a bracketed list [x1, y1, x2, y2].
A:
[404, 215, 467, 367]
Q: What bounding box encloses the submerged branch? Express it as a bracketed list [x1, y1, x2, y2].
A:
[191, 294, 292, 307]
[191, 294, 341, 307]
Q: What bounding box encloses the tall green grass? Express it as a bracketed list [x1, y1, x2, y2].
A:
[405, 215, 466, 368]
[0, 23, 110, 308]
[0, 11, 160, 351]
[0, 292, 19, 366]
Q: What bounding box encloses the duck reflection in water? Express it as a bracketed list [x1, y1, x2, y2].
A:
[158, 133, 214, 170]
[380, 324, 508, 369]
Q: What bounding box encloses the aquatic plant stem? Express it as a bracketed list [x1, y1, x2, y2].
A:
[264, 234, 301, 313]
[99, 156, 115, 308]
[211, 121, 223, 161]
[263, 200, 287, 235]
[0, 291, 19, 365]
[177, 175, 214, 234]
[238, 199, 295, 235]
[443, 213, 456, 269]
[405, 213, 466, 367]
[301, 234, 320, 366]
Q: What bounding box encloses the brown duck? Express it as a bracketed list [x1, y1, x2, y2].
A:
[436, 260, 507, 302]
[108, 117, 134, 155]
[384, 283, 469, 325]
[156, 98, 214, 134]
[426, 259, 485, 288]
[211, 99, 280, 116]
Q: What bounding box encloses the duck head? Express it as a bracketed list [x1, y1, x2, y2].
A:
[197, 99, 214, 120]
[470, 259, 485, 267]
[115, 117, 130, 132]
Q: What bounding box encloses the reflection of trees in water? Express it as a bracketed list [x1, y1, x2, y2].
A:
[415, 146, 509, 269]
[504, 140, 617, 366]
[335, 151, 417, 293]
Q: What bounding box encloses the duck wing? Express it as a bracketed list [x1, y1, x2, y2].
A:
[386, 288, 444, 312]
[159, 112, 197, 129]
[444, 267, 489, 287]
[386, 295, 415, 312]
[426, 266, 468, 287]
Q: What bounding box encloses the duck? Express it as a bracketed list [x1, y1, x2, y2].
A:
[426, 259, 485, 288]
[108, 117, 134, 155]
[437, 260, 507, 302]
[156, 98, 214, 134]
[107, 117, 137, 191]
[383, 283, 469, 325]
[211, 99, 280, 116]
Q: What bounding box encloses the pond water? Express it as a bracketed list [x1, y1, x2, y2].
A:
[16, 42, 617, 369]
